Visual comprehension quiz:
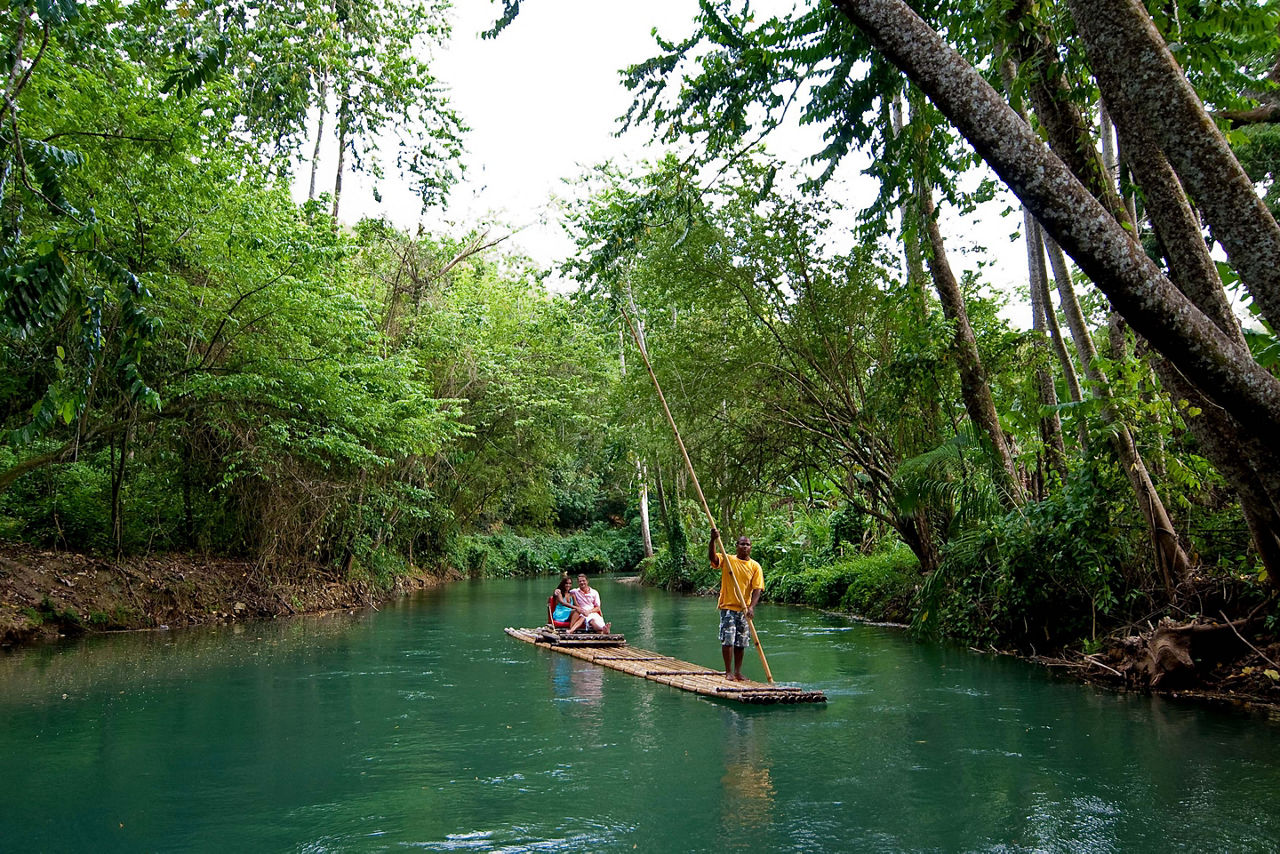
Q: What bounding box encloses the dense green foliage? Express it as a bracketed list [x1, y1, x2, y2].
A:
[538, 0, 1280, 658]
[447, 522, 645, 580]
[0, 0, 634, 591]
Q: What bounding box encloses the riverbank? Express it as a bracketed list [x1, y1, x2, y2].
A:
[0, 542, 456, 647]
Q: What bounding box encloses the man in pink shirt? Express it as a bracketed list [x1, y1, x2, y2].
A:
[571, 573, 611, 634]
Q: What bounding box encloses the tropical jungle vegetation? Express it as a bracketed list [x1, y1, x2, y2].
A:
[4, 0, 1280, 697]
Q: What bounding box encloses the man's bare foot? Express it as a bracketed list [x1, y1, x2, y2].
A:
[733, 673, 746, 682]
[724, 671, 734, 680]
[603, 623, 611, 634]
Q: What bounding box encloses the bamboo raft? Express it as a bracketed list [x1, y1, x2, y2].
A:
[504, 627, 827, 705]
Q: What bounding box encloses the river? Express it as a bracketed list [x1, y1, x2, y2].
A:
[2, 575, 1278, 852]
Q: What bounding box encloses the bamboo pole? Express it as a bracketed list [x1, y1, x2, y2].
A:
[619, 305, 774, 683]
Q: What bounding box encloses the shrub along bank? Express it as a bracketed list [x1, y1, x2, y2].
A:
[638, 504, 921, 625]
[633, 499, 1279, 710]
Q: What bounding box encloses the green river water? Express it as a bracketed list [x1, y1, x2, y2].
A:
[2, 575, 1279, 852]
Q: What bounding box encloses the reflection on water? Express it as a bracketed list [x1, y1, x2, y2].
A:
[550, 654, 573, 700]
[0, 610, 369, 705]
[719, 711, 775, 845]
[569, 661, 603, 704]
[547, 654, 604, 707]
[547, 654, 604, 708]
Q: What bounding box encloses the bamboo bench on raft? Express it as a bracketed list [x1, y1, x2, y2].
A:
[504, 626, 827, 705]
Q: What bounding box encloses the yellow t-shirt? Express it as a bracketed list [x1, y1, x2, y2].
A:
[713, 552, 764, 611]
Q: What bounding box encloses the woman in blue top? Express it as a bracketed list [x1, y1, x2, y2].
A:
[550, 575, 584, 632]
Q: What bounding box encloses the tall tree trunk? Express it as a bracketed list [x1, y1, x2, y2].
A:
[638, 461, 654, 559]
[920, 183, 1025, 506]
[896, 509, 940, 575]
[1024, 212, 1068, 482]
[999, 57, 1082, 451]
[1031, 227, 1082, 403]
[331, 93, 350, 220]
[654, 459, 668, 519]
[110, 416, 133, 556]
[308, 73, 329, 201]
[892, 94, 941, 440]
[619, 309, 654, 559]
[1042, 232, 1093, 447]
[1043, 235, 1095, 413]
[892, 97, 929, 298]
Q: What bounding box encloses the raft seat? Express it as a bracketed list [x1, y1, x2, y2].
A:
[537, 626, 628, 647]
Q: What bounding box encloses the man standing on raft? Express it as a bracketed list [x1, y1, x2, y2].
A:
[709, 529, 764, 681]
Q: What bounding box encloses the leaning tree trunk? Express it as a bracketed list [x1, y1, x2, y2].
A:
[826, 0, 1280, 595]
[920, 181, 1025, 507]
[1067, 0, 1280, 332]
[308, 73, 329, 201]
[1023, 212, 1068, 482]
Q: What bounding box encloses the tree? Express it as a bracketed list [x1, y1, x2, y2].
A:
[158, 0, 465, 215]
[1, 0, 169, 453]
[565, 156, 1042, 573]
[827, 0, 1280, 590]
[997, 0, 1193, 589]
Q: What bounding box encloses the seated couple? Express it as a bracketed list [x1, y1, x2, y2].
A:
[549, 573, 612, 634]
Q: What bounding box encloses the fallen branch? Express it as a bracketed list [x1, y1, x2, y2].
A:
[1220, 610, 1279, 671]
[1084, 653, 1123, 678]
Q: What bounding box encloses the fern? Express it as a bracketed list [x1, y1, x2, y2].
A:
[894, 431, 1002, 531]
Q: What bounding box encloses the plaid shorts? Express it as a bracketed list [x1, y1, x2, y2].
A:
[719, 609, 749, 648]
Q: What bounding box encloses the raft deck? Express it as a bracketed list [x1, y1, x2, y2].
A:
[504, 626, 827, 705]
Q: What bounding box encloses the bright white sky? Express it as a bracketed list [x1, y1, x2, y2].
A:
[314, 0, 1027, 315]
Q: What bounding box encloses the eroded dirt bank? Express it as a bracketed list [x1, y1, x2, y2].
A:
[0, 542, 456, 647]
